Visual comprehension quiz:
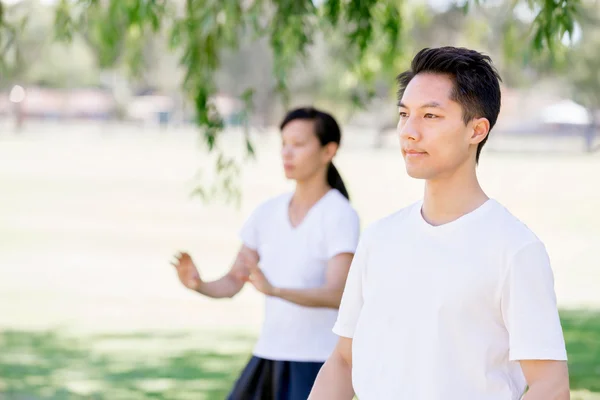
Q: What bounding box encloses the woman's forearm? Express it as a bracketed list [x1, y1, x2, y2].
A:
[271, 286, 343, 308]
[196, 274, 245, 299]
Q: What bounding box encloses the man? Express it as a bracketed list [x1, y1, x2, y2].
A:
[308, 47, 569, 400]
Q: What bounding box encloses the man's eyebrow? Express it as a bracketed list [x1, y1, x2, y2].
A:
[398, 101, 444, 109]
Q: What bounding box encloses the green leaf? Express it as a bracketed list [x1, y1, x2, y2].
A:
[41, 0, 592, 205]
[323, 0, 341, 25]
[54, 0, 75, 42]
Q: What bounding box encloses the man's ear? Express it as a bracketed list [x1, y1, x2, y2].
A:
[470, 117, 490, 145]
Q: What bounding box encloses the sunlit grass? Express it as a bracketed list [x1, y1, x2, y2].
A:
[1, 126, 599, 398]
[1, 310, 599, 399]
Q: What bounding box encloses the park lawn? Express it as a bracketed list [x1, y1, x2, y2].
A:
[563, 310, 600, 397]
[0, 309, 598, 400]
[0, 329, 255, 400]
[1, 126, 599, 399]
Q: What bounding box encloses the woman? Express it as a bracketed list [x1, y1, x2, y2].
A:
[171, 107, 360, 400]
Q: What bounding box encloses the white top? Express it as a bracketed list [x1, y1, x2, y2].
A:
[333, 199, 567, 400]
[241, 188, 360, 362]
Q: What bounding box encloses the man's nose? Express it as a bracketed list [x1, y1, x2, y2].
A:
[398, 117, 421, 141]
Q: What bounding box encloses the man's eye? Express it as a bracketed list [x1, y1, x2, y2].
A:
[399, 112, 408, 118]
[424, 114, 438, 119]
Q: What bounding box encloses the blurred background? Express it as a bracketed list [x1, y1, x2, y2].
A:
[0, 0, 599, 398]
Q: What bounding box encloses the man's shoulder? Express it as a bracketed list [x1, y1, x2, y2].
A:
[361, 201, 420, 239]
[486, 199, 543, 250]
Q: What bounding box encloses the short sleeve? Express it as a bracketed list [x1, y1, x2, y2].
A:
[324, 207, 361, 259]
[239, 206, 262, 250]
[332, 234, 368, 338]
[500, 241, 567, 361]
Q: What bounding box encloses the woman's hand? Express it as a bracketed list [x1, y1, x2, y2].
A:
[246, 263, 276, 296]
[171, 252, 202, 291]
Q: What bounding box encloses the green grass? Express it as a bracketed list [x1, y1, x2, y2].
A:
[1, 126, 599, 399]
[1, 310, 599, 399]
[563, 310, 600, 395]
[0, 330, 255, 399]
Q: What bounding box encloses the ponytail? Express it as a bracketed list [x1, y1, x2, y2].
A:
[327, 162, 349, 200]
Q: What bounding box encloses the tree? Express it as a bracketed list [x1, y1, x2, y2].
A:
[0, 0, 585, 201]
[563, 2, 600, 152]
[0, 1, 101, 131]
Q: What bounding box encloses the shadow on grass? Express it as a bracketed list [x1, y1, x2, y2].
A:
[0, 329, 256, 399]
[1, 309, 599, 399]
[562, 310, 600, 394]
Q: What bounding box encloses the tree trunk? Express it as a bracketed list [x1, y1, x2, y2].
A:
[585, 108, 597, 153]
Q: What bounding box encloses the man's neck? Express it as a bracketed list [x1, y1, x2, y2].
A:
[421, 164, 488, 226]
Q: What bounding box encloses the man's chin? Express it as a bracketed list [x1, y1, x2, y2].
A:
[405, 167, 432, 180]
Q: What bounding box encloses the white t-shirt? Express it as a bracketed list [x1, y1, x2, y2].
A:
[240, 188, 360, 362]
[333, 199, 567, 400]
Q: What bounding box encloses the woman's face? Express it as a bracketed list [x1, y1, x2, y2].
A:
[280, 119, 335, 182]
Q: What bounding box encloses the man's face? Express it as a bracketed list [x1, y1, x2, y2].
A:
[397, 73, 484, 180]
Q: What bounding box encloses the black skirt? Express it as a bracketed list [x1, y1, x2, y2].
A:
[227, 356, 324, 400]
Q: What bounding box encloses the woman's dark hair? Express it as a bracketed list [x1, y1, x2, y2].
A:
[279, 107, 349, 200]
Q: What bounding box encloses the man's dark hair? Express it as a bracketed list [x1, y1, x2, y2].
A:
[397, 47, 502, 163]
